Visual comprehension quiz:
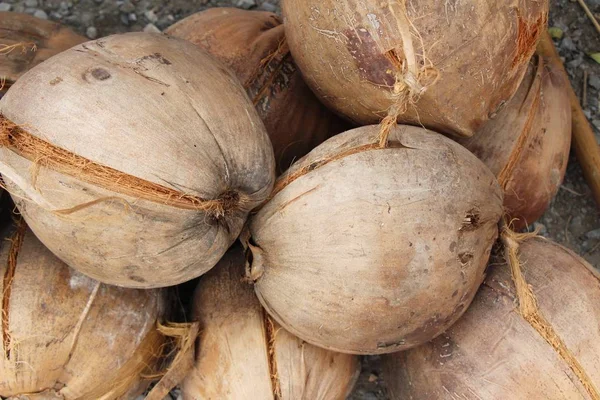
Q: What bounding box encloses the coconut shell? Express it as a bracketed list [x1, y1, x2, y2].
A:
[282, 0, 549, 137]
[0, 12, 86, 96]
[165, 8, 351, 174]
[182, 243, 359, 400]
[0, 32, 275, 288]
[0, 220, 166, 399]
[245, 125, 504, 355]
[459, 56, 571, 231]
[382, 238, 600, 399]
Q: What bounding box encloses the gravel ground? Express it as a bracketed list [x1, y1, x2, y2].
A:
[2, 0, 600, 398]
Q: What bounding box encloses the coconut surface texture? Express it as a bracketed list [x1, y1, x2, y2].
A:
[0, 12, 86, 96]
[0, 32, 275, 288]
[166, 7, 350, 174]
[0, 221, 166, 399]
[282, 0, 549, 137]
[182, 243, 359, 400]
[246, 125, 504, 355]
[382, 237, 600, 399]
[460, 55, 571, 231]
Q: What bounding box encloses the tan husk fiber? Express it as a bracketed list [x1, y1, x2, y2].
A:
[0, 12, 86, 95]
[165, 7, 351, 174]
[382, 235, 600, 399]
[182, 244, 360, 400]
[459, 55, 572, 231]
[0, 220, 167, 399]
[0, 32, 275, 288]
[245, 125, 504, 355]
[282, 0, 549, 137]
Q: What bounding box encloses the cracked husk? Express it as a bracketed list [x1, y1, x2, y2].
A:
[0, 32, 275, 288]
[282, 0, 549, 137]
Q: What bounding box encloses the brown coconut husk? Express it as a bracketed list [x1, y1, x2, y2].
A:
[182, 244, 360, 400]
[0, 12, 86, 95]
[165, 8, 352, 174]
[282, 0, 548, 137]
[0, 32, 275, 288]
[459, 55, 572, 231]
[245, 124, 504, 355]
[382, 227, 600, 399]
[0, 219, 169, 399]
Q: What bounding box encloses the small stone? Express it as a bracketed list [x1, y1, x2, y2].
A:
[25, 7, 37, 14]
[86, 26, 98, 39]
[236, 0, 256, 9]
[129, 12, 137, 22]
[368, 373, 378, 382]
[144, 9, 158, 23]
[584, 109, 593, 119]
[561, 37, 577, 52]
[119, 1, 135, 13]
[586, 228, 600, 240]
[24, 0, 38, 7]
[0, 2, 11, 12]
[566, 56, 583, 69]
[259, 2, 278, 12]
[589, 74, 600, 90]
[592, 119, 600, 131]
[33, 9, 48, 19]
[143, 23, 160, 33]
[120, 13, 130, 25]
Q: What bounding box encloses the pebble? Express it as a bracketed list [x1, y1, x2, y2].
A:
[586, 228, 600, 240]
[120, 13, 130, 25]
[589, 74, 600, 90]
[143, 23, 161, 33]
[129, 12, 137, 22]
[236, 0, 256, 9]
[0, 2, 10, 12]
[24, 0, 38, 7]
[119, 1, 135, 13]
[33, 9, 48, 19]
[259, 2, 278, 12]
[561, 36, 577, 52]
[144, 9, 158, 23]
[86, 26, 98, 39]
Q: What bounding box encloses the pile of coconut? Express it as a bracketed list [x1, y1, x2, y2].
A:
[0, 2, 598, 399]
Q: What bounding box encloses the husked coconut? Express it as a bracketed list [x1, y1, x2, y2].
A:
[245, 125, 504, 354]
[0, 12, 86, 96]
[459, 56, 571, 231]
[166, 7, 350, 174]
[0, 220, 166, 399]
[282, 0, 549, 137]
[0, 32, 275, 288]
[382, 236, 600, 400]
[182, 244, 359, 399]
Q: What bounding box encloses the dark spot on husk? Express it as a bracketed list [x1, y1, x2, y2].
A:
[128, 275, 146, 283]
[461, 209, 481, 231]
[139, 53, 172, 65]
[91, 68, 111, 81]
[458, 252, 474, 264]
[345, 26, 397, 87]
[49, 77, 63, 86]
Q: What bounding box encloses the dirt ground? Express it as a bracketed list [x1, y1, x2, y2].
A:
[3, 0, 600, 398]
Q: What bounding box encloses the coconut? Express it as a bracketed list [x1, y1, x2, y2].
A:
[459, 56, 571, 231]
[0, 12, 86, 96]
[281, 0, 549, 137]
[382, 236, 600, 399]
[0, 32, 275, 288]
[182, 244, 359, 399]
[244, 124, 504, 355]
[165, 7, 351, 174]
[0, 219, 167, 399]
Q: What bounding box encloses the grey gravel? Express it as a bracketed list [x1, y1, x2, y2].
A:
[143, 22, 161, 33]
[0, 3, 11, 12]
[24, 0, 37, 7]
[561, 36, 578, 51]
[236, 0, 256, 10]
[86, 26, 98, 39]
[32, 9, 47, 19]
[144, 9, 158, 23]
[589, 74, 600, 90]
